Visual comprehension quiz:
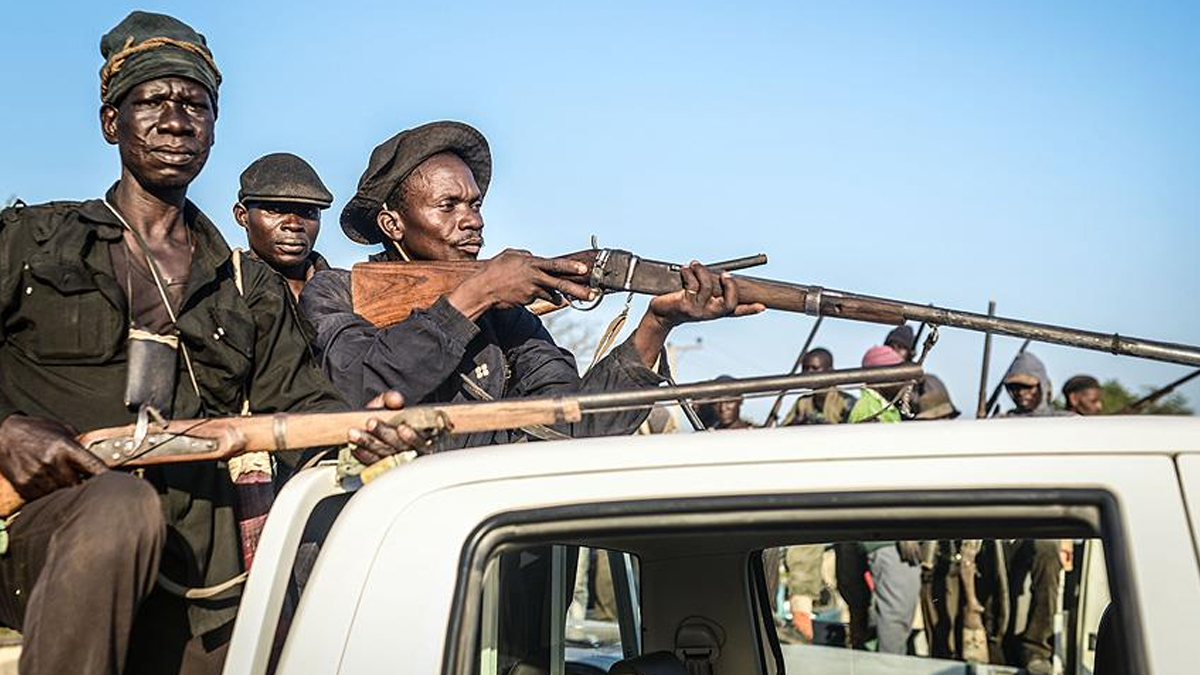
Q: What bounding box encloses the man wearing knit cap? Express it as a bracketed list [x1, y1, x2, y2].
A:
[885, 324, 917, 362]
[0, 12, 417, 675]
[234, 152, 334, 300]
[301, 121, 764, 449]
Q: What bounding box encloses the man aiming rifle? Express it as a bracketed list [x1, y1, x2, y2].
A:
[300, 121, 764, 446]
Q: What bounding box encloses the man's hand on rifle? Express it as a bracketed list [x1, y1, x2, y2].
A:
[0, 415, 108, 499]
[446, 249, 595, 321]
[347, 391, 432, 465]
[631, 262, 766, 367]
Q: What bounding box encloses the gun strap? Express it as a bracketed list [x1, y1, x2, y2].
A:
[103, 201, 204, 404]
[458, 374, 570, 442]
[587, 294, 632, 375]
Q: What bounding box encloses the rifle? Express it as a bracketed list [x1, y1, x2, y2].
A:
[985, 338, 1032, 417]
[351, 248, 1200, 368]
[0, 364, 924, 518]
[1114, 368, 1200, 414]
[761, 315, 823, 428]
[975, 301, 997, 418]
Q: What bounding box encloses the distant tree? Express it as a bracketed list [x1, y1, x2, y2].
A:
[1099, 378, 1193, 415]
[540, 311, 601, 373]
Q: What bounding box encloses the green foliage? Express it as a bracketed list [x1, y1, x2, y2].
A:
[1100, 378, 1193, 415]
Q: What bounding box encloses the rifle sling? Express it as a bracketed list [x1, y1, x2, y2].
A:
[457, 374, 570, 442]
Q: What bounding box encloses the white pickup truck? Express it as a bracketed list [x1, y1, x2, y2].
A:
[223, 416, 1200, 675]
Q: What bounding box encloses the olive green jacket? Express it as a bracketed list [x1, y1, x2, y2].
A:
[0, 192, 346, 636]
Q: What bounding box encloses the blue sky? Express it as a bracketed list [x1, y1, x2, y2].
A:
[2, 1, 1198, 418]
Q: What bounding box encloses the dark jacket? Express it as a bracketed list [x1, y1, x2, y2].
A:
[299, 267, 664, 450]
[0, 194, 346, 635]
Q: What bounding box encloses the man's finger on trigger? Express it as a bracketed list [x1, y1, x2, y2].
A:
[536, 257, 589, 277]
[552, 277, 595, 302]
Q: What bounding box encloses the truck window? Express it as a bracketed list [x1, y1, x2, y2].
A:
[760, 538, 1115, 675]
[451, 490, 1142, 675]
[478, 545, 640, 675]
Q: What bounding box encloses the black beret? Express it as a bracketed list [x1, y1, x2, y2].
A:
[100, 11, 221, 108]
[238, 153, 333, 209]
[341, 121, 491, 245]
[885, 325, 916, 352]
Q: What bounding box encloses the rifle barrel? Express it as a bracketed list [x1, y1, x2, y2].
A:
[975, 301, 997, 418]
[1116, 368, 1200, 414]
[734, 278, 1200, 368]
[574, 364, 924, 413]
[707, 254, 769, 273]
[762, 315, 824, 427]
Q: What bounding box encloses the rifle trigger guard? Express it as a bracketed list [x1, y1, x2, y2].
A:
[569, 293, 605, 312]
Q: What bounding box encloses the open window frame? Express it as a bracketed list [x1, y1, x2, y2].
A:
[444, 488, 1145, 675]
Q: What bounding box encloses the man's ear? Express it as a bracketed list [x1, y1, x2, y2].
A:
[233, 202, 249, 229]
[100, 104, 119, 145]
[375, 207, 406, 243]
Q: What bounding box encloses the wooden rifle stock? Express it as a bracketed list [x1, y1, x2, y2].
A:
[0, 398, 586, 518]
[351, 251, 597, 326]
[0, 363, 923, 518]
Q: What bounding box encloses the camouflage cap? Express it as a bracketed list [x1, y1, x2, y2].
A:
[340, 121, 491, 245]
[238, 153, 333, 209]
[100, 11, 221, 108]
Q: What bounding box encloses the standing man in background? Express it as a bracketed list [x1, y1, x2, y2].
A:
[1062, 375, 1103, 415]
[783, 348, 856, 425]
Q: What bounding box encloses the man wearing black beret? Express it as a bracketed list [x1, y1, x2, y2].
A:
[234, 152, 333, 301]
[0, 12, 417, 675]
[301, 121, 764, 449]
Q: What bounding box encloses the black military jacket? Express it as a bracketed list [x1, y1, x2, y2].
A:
[0, 192, 345, 635]
[300, 266, 665, 450]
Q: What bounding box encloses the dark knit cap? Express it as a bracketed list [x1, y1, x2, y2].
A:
[341, 121, 491, 245]
[100, 11, 221, 108]
[1062, 375, 1101, 396]
[238, 153, 333, 209]
[885, 325, 916, 352]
